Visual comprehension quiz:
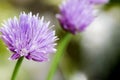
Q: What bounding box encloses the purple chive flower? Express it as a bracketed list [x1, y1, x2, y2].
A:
[56, 0, 94, 34]
[0, 12, 57, 62]
[89, 0, 109, 4]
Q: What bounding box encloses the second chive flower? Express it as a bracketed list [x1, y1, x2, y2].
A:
[56, 0, 94, 34]
[56, 0, 109, 34]
[0, 12, 57, 62]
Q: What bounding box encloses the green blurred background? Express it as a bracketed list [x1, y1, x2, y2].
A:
[0, 0, 120, 80]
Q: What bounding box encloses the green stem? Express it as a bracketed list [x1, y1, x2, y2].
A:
[46, 33, 73, 80]
[11, 57, 24, 80]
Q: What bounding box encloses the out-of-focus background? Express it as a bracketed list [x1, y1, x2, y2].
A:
[0, 0, 120, 80]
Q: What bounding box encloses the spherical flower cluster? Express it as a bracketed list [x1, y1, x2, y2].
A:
[0, 12, 57, 62]
[57, 0, 109, 34]
[56, 0, 94, 34]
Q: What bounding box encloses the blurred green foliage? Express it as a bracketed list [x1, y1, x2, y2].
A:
[0, 2, 19, 24]
[110, 0, 120, 3]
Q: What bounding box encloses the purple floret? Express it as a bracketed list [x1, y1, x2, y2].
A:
[0, 12, 57, 62]
[56, 0, 94, 34]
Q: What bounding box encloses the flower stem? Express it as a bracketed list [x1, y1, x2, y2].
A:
[11, 57, 24, 80]
[46, 33, 73, 80]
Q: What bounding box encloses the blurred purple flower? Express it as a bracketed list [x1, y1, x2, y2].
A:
[0, 12, 57, 62]
[56, 0, 94, 34]
[89, 0, 109, 4]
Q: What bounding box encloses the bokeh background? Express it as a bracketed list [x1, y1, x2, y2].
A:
[0, 0, 120, 80]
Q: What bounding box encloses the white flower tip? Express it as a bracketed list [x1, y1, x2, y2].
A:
[55, 37, 59, 41]
[46, 21, 51, 27]
[21, 11, 26, 15]
[8, 57, 12, 61]
[51, 25, 55, 28]
[36, 13, 39, 17]
[41, 16, 44, 21]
